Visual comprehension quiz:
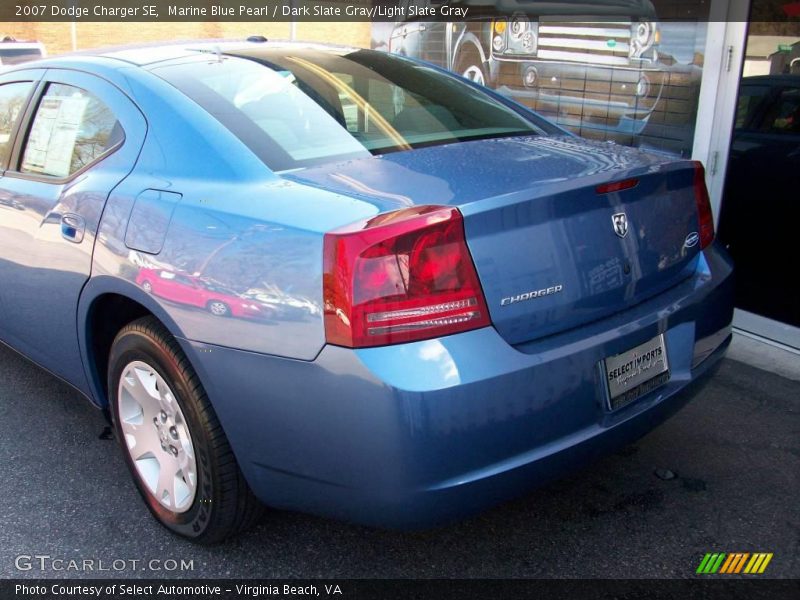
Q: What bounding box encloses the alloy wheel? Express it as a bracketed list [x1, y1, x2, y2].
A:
[117, 361, 197, 513]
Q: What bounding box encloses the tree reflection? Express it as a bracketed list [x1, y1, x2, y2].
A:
[0, 82, 30, 163]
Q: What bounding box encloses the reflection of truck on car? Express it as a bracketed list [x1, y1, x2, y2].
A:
[388, 0, 666, 137]
[0, 37, 46, 67]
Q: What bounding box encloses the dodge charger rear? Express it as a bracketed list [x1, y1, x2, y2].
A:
[0, 43, 733, 543]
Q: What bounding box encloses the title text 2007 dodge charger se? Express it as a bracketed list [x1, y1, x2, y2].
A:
[0, 42, 732, 543]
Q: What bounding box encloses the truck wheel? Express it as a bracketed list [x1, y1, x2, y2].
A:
[455, 51, 487, 86]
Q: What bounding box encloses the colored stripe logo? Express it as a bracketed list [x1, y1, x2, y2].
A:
[696, 552, 773, 574]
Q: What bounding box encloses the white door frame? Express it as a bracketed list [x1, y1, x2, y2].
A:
[691, 0, 750, 221]
[691, 1, 800, 350]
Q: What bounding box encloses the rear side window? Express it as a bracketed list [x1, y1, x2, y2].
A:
[20, 83, 123, 178]
[0, 81, 33, 166]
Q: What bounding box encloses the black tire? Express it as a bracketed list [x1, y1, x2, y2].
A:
[108, 316, 263, 544]
[141, 281, 153, 294]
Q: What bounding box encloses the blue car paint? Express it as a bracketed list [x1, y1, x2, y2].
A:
[0, 66, 147, 388]
[286, 136, 705, 345]
[180, 246, 732, 527]
[0, 43, 734, 528]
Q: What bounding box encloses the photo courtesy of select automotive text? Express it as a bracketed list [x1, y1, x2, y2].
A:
[0, 0, 797, 597]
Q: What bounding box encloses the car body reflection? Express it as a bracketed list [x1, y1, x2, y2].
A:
[242, 283, 321, 321]
[135, 267, 271, 319]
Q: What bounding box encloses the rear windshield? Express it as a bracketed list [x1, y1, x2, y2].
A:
[153, 47, 549, 171]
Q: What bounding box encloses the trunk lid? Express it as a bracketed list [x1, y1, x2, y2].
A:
[286, 135, 703, 345]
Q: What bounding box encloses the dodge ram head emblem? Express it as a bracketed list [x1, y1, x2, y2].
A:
[612, 212, 629, 238]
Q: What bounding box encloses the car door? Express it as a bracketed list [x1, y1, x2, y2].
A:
[719, 80, 800, 327]
[0, 68, 146, 390]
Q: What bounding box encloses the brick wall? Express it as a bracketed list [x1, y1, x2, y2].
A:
[0, 21, 372, 55]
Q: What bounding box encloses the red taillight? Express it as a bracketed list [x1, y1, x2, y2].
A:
[323, 206, 491, 348]
[692, 161, 715, 249]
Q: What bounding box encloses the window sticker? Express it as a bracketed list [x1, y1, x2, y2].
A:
[22, 94, 88, 177]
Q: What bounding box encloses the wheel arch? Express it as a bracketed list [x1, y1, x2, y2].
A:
[78, 276, 187, 408]
[453, 33, 488, 72]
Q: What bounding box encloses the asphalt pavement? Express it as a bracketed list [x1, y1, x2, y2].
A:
[0, 340, 797, 579]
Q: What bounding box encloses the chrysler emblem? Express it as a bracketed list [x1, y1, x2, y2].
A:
[612, 212, 629, 238]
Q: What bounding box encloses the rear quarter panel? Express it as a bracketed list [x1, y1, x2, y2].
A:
[86, 67, 380, 364]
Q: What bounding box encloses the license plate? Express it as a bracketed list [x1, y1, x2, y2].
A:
[604, 334, 670, 410]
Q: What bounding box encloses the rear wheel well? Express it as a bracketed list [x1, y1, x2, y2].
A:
[86, 294, 150, 405]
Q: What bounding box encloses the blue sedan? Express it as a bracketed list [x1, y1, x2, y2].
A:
[0, 41, 733, 543]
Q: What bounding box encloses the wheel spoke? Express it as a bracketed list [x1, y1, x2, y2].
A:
[123, 422, 162, 459]
[158, 384, 176, 413]
[156, 456, 178, 508]
[133, 366, 160, 401]
[120, 374, 153, 414]
[176, 445, 196, 480]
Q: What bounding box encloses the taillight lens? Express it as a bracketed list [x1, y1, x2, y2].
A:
[596, 178, 639, 194]
[693, 161, 715, 249]
[323, 206, 491, 348]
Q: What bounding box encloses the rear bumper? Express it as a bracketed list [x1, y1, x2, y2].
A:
[182, 244, 733, 528]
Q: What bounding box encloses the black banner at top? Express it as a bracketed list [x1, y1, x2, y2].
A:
[0, 0, 792, 23]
